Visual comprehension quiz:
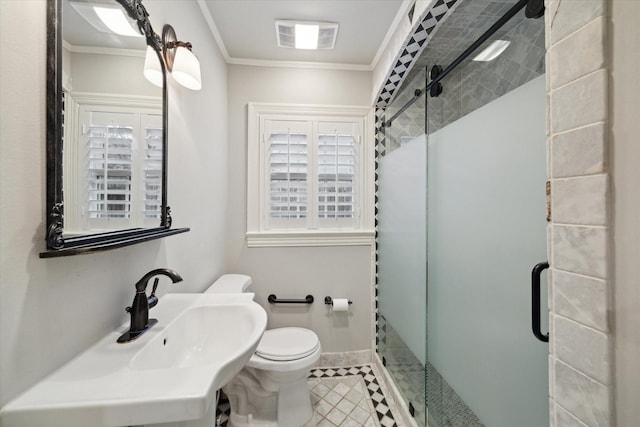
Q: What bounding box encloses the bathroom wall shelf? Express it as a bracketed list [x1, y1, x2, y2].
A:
[39, 227, 190, 258]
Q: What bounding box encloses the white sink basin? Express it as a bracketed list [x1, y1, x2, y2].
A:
[131, 303, 262, 386]
[0, 293, 267, 427]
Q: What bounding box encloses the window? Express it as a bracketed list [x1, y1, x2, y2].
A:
[247, 103, 375, 247]
[63, 93, 162, 233]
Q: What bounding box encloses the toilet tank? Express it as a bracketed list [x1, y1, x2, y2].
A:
[205, 274, 252, 293]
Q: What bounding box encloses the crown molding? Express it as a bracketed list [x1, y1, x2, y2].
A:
[227, 56, 372, 71]
[196, 0, 232, 62]
[197, 0, 411, 72]
[370, 0, 414, 70]
[62, 40, 146, 57]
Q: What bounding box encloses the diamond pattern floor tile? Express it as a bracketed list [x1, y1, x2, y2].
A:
[215, 364, 401, 426]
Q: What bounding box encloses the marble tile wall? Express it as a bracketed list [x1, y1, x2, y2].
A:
[545, 1, 612, 426]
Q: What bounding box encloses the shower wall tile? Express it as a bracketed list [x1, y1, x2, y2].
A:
[551, 123, 607, 178]
[553, 316, 610, 385]
[554, 360, 611, 427]
[556, 403, 591, 427]
[546, 0, 606, 45]
[550, 70, 607, 133]
[553, 270, 608, 332]
[549, 17, 606, 89]
[551, 175, 608, 225]
[552, 225, 608, 279]
[549, 354, 555, 398]
[546, 1, 611, 425]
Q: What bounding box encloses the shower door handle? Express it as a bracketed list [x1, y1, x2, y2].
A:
[531, 261, 549, 342]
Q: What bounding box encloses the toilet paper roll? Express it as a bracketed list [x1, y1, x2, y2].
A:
[332, 298, 350, 312]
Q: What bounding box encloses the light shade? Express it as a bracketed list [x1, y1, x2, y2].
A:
[143, 46, 163, 88]
[172, 46, 202, 91]
[473, 40, 511, 62]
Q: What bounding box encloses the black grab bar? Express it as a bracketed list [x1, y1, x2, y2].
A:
[531, 261, 550, 342]
[268, 294, 314, 304]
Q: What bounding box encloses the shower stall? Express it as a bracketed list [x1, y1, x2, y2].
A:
[376, 1, 548, 426]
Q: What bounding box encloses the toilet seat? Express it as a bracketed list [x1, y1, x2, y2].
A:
[255, 327, 320, 361]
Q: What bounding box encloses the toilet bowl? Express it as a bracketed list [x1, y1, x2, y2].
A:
[205, 275, 321, 427]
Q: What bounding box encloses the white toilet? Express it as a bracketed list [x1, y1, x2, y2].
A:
[205, 275, 321, 427]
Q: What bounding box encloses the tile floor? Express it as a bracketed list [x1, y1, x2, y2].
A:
[216, 364, 404, 427]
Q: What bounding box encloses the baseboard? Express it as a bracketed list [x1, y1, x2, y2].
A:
[314, 350, 372, 367]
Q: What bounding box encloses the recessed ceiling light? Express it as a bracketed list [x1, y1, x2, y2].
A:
[473, 40, 511, 61]
[70, 1, 142, 37]
[275, 20, 339, 50]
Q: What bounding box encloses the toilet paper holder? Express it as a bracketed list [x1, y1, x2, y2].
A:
[324, 296, 353, 305]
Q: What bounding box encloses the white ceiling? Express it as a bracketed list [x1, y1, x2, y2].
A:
[200, 0, 410, 70]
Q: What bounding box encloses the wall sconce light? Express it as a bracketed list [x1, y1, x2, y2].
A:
[161, 25, 202, 91]
[143, 46, 164, 88]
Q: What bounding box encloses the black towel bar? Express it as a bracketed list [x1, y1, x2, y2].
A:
[267, 294, 314, 304]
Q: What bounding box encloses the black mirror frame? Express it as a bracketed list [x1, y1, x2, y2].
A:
[42, 0, 188, 258]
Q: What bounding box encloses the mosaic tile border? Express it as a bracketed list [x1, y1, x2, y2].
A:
[374, 0, 460, 109]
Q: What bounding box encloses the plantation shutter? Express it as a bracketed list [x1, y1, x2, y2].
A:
[82, 110, 136, 226]
[141, 113, 163, 220]
[264, 119, 311, 229]
[77, 107, 161, 231]
[316, 121, 360, 229]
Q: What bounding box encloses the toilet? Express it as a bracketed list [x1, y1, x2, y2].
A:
[205, 275, 321, 427]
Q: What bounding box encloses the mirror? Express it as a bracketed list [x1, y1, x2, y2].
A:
[43, 0, 188, 257]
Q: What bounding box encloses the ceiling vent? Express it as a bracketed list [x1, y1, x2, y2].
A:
[275, 20, 339, 50]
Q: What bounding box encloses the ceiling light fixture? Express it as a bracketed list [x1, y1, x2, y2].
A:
[70, 1, 142, 37]
[295, 24, 320, 50]
[473, 40, 511, 62]
[275, 20, 339, 50]
[161, 25, 202, 91]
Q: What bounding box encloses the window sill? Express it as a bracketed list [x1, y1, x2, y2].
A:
[246, 230, 375, 247]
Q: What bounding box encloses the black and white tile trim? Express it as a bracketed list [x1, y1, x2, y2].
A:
[309, 365, 399, 427]
[374, 0, 459, 109]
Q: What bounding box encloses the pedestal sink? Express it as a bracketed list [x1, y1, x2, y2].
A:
[0, 293, 267, 427]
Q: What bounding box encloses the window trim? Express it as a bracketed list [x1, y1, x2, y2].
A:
[247, 103, 375, 247]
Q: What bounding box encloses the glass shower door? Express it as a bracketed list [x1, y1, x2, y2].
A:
[425, 69, 548, 427]
[377, 68, 428, 426]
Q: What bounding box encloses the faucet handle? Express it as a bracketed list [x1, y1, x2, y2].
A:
[148, 278, 160, 309]
[150, 278, 159, 297]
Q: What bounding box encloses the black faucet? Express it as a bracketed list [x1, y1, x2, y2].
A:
[117, 268, 183, 343]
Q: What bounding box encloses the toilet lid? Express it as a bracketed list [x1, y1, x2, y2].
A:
[256, 327, 320, 361]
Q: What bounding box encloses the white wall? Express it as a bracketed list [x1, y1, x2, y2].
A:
[611, 0, 640, 424]
[69, 51, 159, 97]
[226, 64, 374, 353]
[0, 0, 228, 407]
